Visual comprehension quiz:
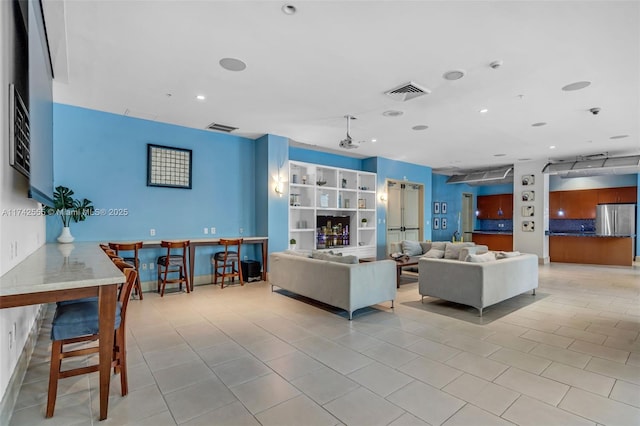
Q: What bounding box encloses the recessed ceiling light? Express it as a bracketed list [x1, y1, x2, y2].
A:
[610, 135, 629, 139]
[489, 60, 503, 69]
[549, 145, 556, 149]
[443, 70, 465, 81]
[479, 108, 489, 113]
[196, 95, 206, 100]
[562, 81, 591, 91]
[219, 57, 247, 72]
[371, 139, 377, 143]
[165, 93, 172, 97]
[494, 154, 506, 157]
[281, 4, 297, 15]
[382, 110, 403, 117]
[412, 125, 429, 130]
[532, 122, 547, 127]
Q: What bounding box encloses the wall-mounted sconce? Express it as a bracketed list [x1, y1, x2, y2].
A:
[379, 192, 388, 203]
[274, 178, 284, 196]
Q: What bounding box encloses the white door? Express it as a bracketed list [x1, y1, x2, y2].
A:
[386, 180, 423, 254]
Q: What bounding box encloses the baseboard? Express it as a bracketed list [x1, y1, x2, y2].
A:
[635, 256, 639, 263]
[139, 273, 267, 293]
[539, 256, 550, 265]
[0, 304, 47, 425]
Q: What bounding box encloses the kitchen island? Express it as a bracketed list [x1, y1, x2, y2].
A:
[472, 231, 513, 251]
[548, 232, 635, 266]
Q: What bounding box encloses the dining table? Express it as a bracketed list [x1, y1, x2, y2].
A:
[0, 243, 124, 421]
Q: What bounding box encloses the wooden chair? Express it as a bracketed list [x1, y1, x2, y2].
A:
[109, 242, 144, 300]
[156, 240, 190, 297]
[212, 238, 243, 288]
[46, 261, 137, 418]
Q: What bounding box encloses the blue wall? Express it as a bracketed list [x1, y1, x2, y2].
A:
[369, 157, 432, 258]
[50, 104, 259, 281]
[476, 183, 513, 195]
[431, 174, 478, 241]
[289, 147, 363, 170]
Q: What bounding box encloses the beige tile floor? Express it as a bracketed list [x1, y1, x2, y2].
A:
[9, 262, 640, 425]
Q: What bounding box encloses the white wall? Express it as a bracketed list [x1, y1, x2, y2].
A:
[513, 160, 549, 263]
[0, 0, 46, 402]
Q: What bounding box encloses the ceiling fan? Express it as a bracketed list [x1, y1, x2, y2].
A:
[339, 115, 364, 149]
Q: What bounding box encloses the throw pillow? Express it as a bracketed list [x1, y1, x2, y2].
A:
[496, 251, 521, 259]
[311, 251, 357, 264]
[458, 245, 488, 261]
[423, 249, 445, 259]
[465, 252, 497, 263]
[419, 241, 431, 254]
[444, 242, 475, 259]
[431, 242, 447, 251]
[402, 240, 423, 256]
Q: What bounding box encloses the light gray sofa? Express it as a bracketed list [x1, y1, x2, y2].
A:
[269, 252, 396, 320]
[418, 253, 538, 316]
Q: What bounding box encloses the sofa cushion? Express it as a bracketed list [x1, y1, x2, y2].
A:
[444, 242, 475, 259]
[496, 251, 521, 259]
[465, 251, 497, 263]
[423, 249, 445, 259]
[458, 245, 489, 261]
[311, 251, 358, 264]
[419, 241, 431, 254]
[402, 240, 423, 256]
[284, 249, 311, 258]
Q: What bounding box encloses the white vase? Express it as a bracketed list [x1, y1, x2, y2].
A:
[57, 226, 75, 244]
[289, 244, 297, 251]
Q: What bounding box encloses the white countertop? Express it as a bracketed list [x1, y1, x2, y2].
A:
[0, 242, 124, 297]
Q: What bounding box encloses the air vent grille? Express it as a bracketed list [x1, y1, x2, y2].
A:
[206, 122, 238, 133]
[384, 81, 431, 101]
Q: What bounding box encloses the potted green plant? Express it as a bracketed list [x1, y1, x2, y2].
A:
[361, 218, 368, 227]
[289, 238, 297, 250]
[48, 186, 94, 243]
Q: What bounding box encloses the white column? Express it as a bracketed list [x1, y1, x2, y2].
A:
[513, 160, 549, 263]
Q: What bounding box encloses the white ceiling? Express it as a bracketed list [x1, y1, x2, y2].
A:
[42, 0, 640, 173]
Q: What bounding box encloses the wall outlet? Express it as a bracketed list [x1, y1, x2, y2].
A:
[14, 241, 18, 258]
[150, 228, 156, 236]
[149, 263, 154, 270]
[211, 227, 216, 235]
[239, 227, 244, 234]
[204, 227, 209, 234]
[8, 330, 12, 350]
[141, 263, 147, 270]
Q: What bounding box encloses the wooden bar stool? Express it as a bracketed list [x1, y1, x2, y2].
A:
[157, 240, 190, 297]
[46, 261, 137, 417]
[212, 238, 243, 288]
[109, 242, 144, 300]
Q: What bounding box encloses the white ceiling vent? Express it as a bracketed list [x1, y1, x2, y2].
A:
[206, 122, 238, 133]
[384, 81, 431, 102]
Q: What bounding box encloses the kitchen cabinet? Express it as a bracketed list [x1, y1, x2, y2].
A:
[472, 233, 513, 251]
[550, 187, 637, 220]
[597, 186, 637, 204]
[550, 189, 597, 219]
[476, 194, 513, 219]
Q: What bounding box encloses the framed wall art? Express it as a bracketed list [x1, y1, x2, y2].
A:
[441, 202, 448, 214]
[433, 217, 440, 230]
[522, 190, 535, 202]
[521, 174, 535, 186]
[147, 144, 192, 189]
[521, 205, 535, 217]
[441, 218, 447, 230]
[433, 202, 440, 214]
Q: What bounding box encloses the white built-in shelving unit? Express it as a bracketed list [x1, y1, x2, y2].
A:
[288, 161, 377, 257]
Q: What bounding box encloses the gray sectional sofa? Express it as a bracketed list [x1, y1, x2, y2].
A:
[418, 251, 539, 316]
[269, 251, 396, 320]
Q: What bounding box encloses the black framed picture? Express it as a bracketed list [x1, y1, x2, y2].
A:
[147, 144, 192, 189]
[442, 218, 447, 229]
[441, 202, 448, 214]
[433, 217, 440, 230]
[433, 202, 440, 214]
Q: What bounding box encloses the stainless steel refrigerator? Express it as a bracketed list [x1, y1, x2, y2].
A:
[595, 204, 636, 236]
